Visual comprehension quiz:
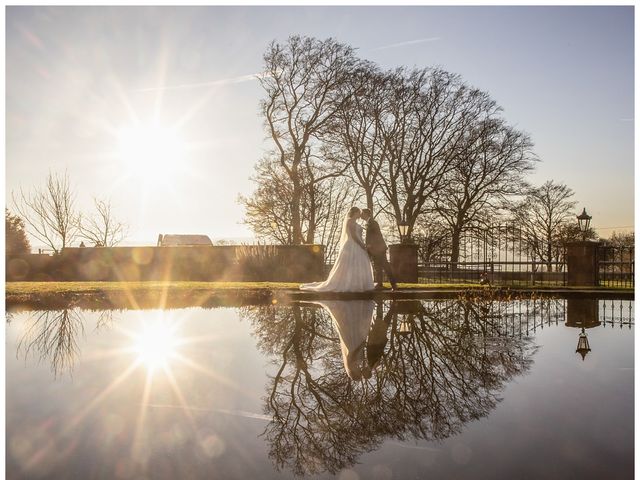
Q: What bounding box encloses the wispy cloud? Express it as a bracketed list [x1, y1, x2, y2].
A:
[372, 37, 442, 52]
[619, 118, 634, 122]
[134, 72, 268, 93]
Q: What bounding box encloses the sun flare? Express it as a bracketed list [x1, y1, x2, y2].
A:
[133, 321, 179, 371]
[117, 123, 185, 184]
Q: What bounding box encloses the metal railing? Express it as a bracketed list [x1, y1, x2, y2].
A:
[598, 246, 634, 288]
[416, 224, 567, 286]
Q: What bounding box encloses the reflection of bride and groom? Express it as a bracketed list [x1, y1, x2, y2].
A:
[301, 207, 397, 292]
[316, 300, 392, 381]
[256, 299, 539, 476]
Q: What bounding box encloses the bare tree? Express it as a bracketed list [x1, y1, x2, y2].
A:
[17, 309, 85, 377]
[435, 117, 537, 264]
[376, 68, 492, 238]
[604, 231, 634, 248]
[326, 64, 388, 212]
[13, 171, 79, 253]
[259, 35, 362, 244]
[240, 157, 296, 245]
[510, 181, 578, 271]
[241, 156, 355, 260]
[79, 198, 127, 247]
[242, 299, 536, 476]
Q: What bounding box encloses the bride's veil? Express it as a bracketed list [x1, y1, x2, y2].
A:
[338, 210, 352, 247]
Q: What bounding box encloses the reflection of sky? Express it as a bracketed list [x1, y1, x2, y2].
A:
[5, 302, 634, 479]
[5, 6, 634, 244]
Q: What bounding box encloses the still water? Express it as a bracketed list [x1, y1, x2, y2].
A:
[6, 297, 634, 479]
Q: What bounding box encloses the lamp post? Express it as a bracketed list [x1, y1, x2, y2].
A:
[575, 327, 591, 361]
[398, 221, 410, 244]
[576, 208, 592, 241]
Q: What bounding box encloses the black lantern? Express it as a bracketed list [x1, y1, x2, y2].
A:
[575, 327, 591, 361]
[576, 208, 592, 241]
[398, 221, 410, 244]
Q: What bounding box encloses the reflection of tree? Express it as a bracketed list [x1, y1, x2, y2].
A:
[17, 309, 85, 377]
[242, 298, 540, 476]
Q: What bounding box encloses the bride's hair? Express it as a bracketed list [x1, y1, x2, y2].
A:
[348, 206, 360, 218]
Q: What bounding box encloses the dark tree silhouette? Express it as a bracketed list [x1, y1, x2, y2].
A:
[241, 298, 539, 476]
[435, 117, 537, 265]
[240, 155, 354, 259]
[510, 181, 580, 271]
[327, 64, 388, 213]
[259, 35, 363, 244]
[6, 209, 31, 256]
[376, 68, 493, 238]
[17, 309, 85, 377]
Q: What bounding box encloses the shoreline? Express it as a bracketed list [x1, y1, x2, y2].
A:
[5, 281, 634, 311]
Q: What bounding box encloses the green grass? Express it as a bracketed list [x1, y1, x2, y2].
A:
[5, 281, 485, 296]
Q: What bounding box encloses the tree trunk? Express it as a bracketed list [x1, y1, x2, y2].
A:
[306, 185, 316, 244]
[290, 167, 303, 245]
[365, 189, 374, 213]
[450, 227, 461, 270]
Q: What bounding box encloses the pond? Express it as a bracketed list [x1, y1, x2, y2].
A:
[6, 297, 634, 479]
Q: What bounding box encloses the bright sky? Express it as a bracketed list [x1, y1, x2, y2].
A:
[5, 6, 634, 245]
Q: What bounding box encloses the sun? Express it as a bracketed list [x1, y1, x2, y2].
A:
[117, 122, 185, 185]
[132, 320, 180, 372]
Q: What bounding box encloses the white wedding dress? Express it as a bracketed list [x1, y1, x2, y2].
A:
[300, 218, 374, 293]
[313, 300, 375, 380]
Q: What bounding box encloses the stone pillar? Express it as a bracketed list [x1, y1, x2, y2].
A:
[565, 298, 601, 329]
[566, 241, 600, 286]
[389, 244, 418, 283]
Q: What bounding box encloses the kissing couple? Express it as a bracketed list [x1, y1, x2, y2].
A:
[301, 206, 398, 293]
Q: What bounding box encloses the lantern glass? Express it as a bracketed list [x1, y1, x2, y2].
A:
[398, 320, 413, 335]
[576, 208, 592, 235]
[398, 223, 409, 237]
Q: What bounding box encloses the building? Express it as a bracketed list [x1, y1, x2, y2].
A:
[157, 234, 214, 247]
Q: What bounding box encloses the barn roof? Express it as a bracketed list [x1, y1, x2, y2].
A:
[159, 234, 213, 246]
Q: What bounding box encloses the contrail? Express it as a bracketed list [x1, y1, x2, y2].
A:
[141, 403, 271, 421]
[372, 37, 441, 51]
[387, 440, 441, 451]
[133, 72, 269, 93]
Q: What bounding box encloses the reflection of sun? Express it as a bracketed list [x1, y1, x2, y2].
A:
[132, 320, 179, 372]
[31, 308, 251, 470]
[117, 123, 185, 186]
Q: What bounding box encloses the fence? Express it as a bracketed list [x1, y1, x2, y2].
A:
[598, 245, 634, 288]
[416, 224, 567, 286]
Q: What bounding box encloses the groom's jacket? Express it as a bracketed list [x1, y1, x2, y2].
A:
[366, 219, 388, 256]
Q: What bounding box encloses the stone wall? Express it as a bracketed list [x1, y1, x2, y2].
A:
[6, 244, 325, 283]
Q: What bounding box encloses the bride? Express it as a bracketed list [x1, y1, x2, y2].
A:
[300, 207, 374, 292]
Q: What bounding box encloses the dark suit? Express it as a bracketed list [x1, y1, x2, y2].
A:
[366, 302, 394, 369]
[365, 218, 397, 287]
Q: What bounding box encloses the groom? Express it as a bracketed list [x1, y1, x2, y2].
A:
[361, 209, 397, 291]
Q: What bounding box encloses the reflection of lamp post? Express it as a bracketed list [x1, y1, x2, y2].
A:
[576, 327, 591, 361]
[576, 208, 592, 241]
[399, 221, 410, 244]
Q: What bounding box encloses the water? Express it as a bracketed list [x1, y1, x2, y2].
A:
[5, 297, 634, 479]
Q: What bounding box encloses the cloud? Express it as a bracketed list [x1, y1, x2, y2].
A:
[133, 72, 268, 93]
[372, 37, 442, 51]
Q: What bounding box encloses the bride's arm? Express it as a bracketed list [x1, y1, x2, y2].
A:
[348, 221, 368, 252]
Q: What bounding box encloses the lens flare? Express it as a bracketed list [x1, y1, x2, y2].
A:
[133, 320, 179, 371]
